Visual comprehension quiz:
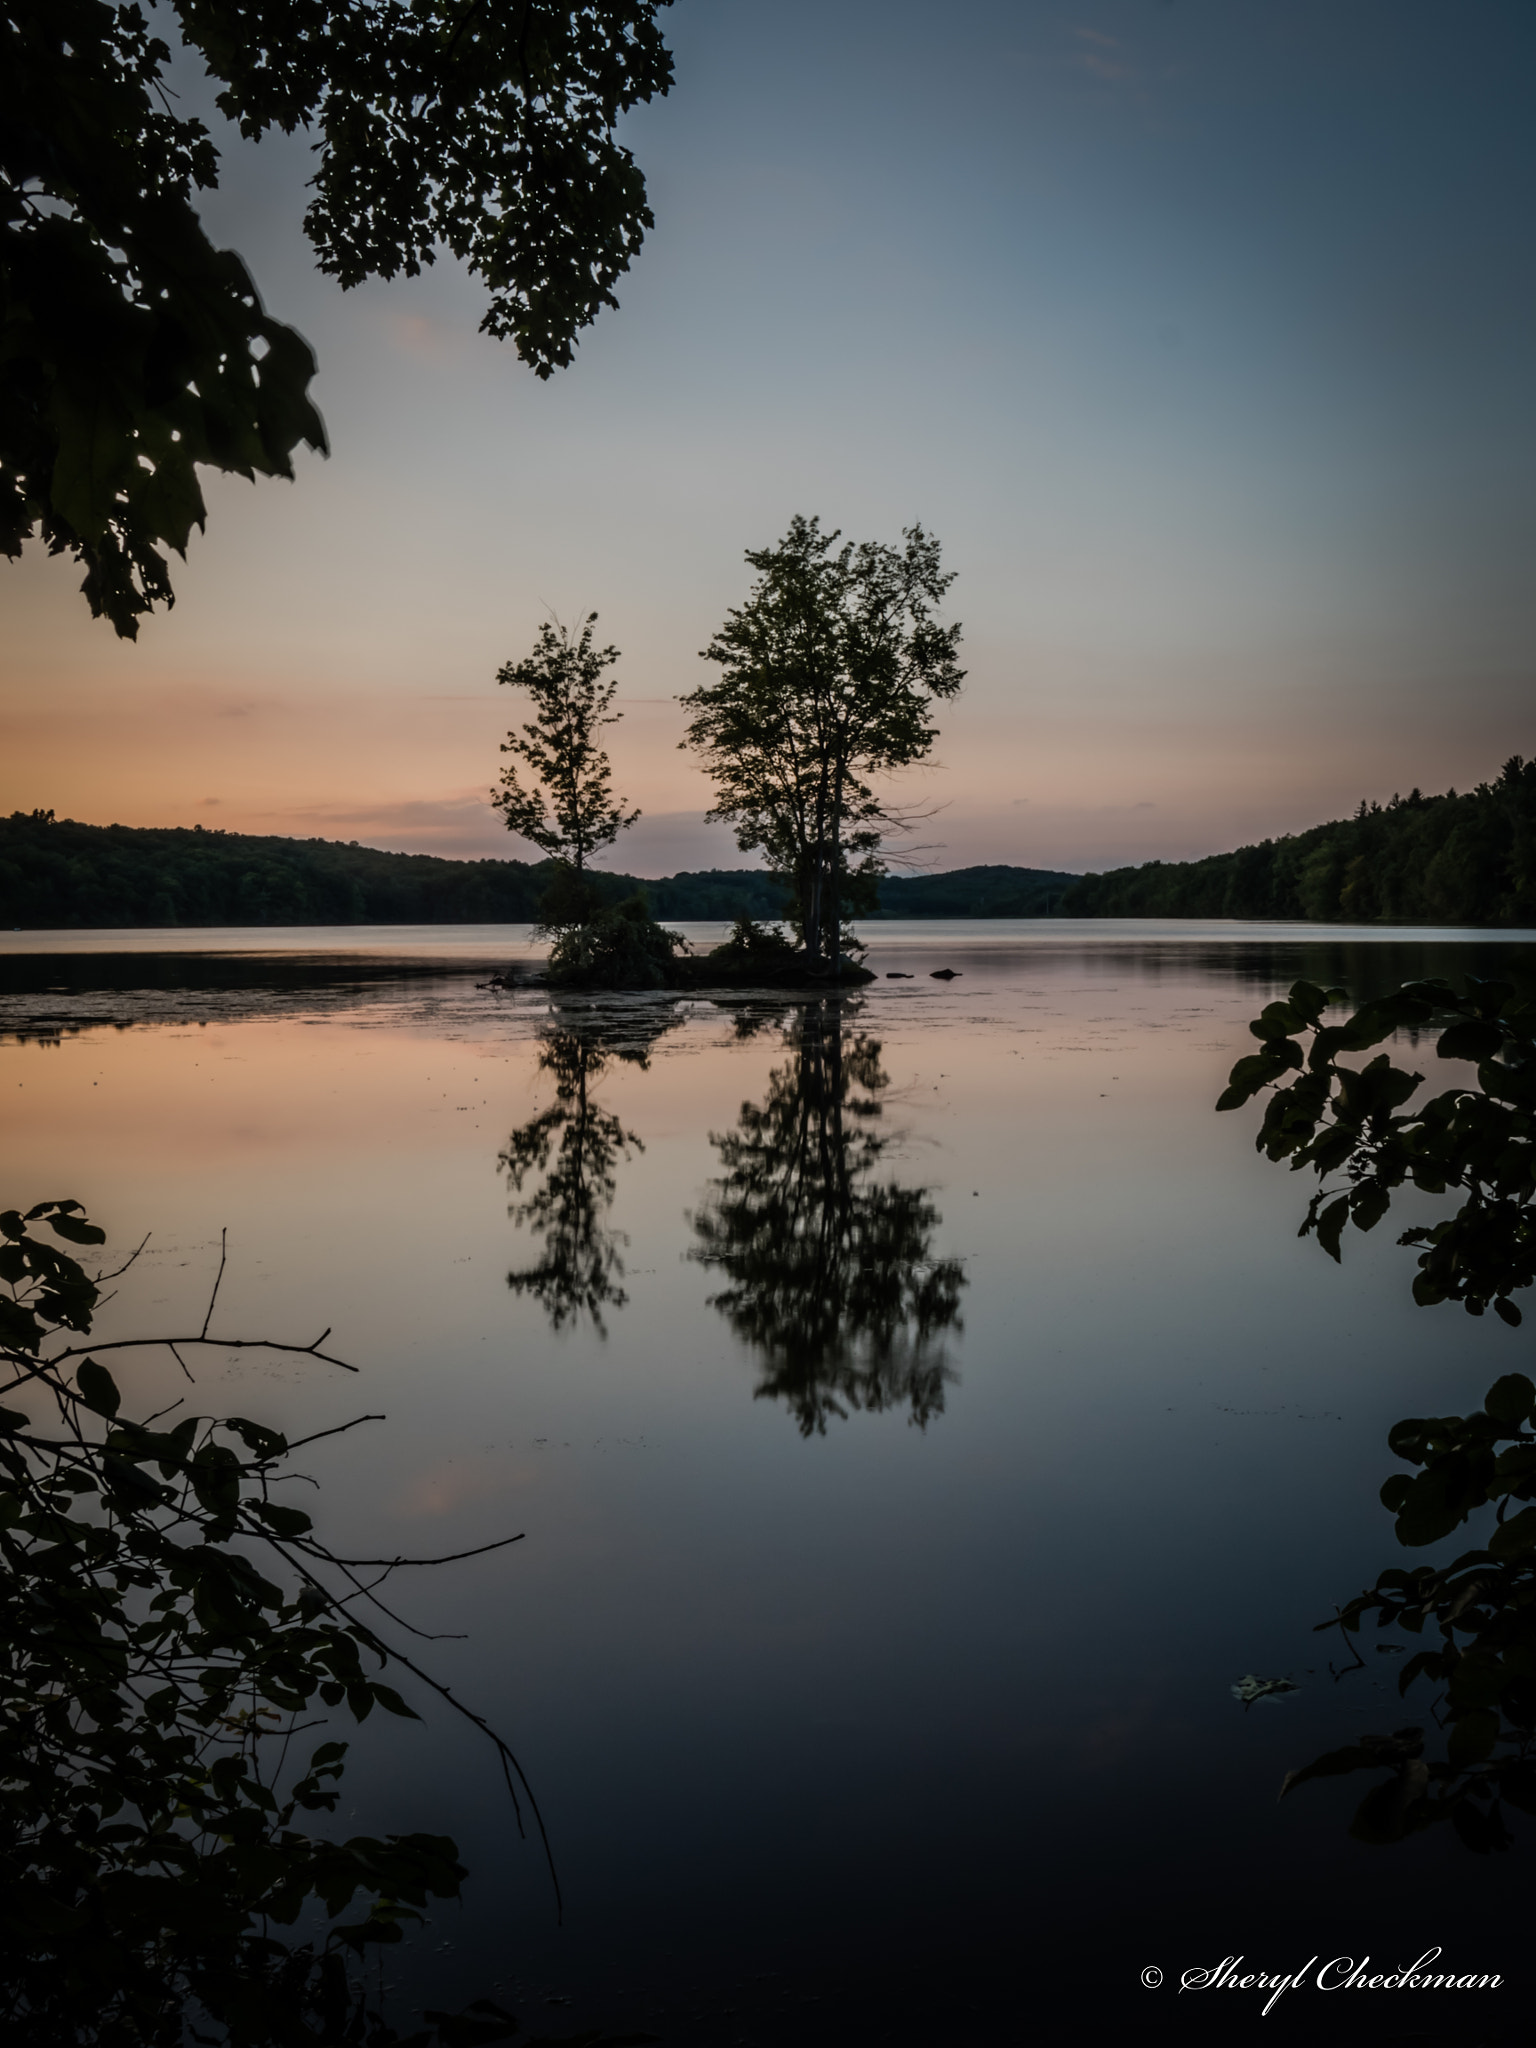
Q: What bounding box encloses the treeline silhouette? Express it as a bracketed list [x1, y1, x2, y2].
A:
[1063, 755, 1536, 926]
[0, 811, 1076, 929]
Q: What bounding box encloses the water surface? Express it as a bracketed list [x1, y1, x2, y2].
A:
[5, 921, 1533, 2044]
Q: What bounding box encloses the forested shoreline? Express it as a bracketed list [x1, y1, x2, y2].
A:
[1062, 756, 1536, 926]
[0, 812, 1076, 930]
[10, 759, 1534, 933]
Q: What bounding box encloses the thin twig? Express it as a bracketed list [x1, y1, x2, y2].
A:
[282, 1416, 387, 1453]
[326, 1534, 526, 1568]
[45, 1335, 359, 1374]
[200, 1228, 229, 1340]
[265, 1541, 563, 1921]
[94, 1232, 153, 1285]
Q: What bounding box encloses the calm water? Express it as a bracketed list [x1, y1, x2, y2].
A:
[5, 920, 1534, 2046]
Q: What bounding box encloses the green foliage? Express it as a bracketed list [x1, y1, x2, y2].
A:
[1218, 974, 1536, 1324]
[1224, 977, 1536, 1849]
[0, 1198, 543, 2044]
[544, 897, 686, 990]
[708, 916, 800, 967]
[683, 916, 878, 990]
[534, 865, 611, 935]
[1278, 1372, 1536, 1852]
[680, 515, 965, 971]
[1066, 755, 1536, 926]
[494, 617, 640, 875]
[3, 1, 673, 634]
[2, 0, 328, 636]
[690, 1004, 966, 1434]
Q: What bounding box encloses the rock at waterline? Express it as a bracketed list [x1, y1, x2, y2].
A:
[1231, 1673, 1299, 1707]
[886, 972, 914, 979]
[930, 968, 962, 980]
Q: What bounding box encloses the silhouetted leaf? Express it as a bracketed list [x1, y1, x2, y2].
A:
[75, 1357, 121, 1417]
[1437, 1019, 1506, 1064]
[1279, 1744, 1386, 1799]
[1314, 1195, 1350, 1263]
[1485, 1373, 1535, 1425]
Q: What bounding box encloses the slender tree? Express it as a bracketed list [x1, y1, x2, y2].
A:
[680, 515, 965, 972]
[492, 614, 640, 893]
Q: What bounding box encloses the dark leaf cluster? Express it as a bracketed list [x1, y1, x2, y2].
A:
[3, 0, 328, 635]
[1217, 973, 1536, 1325]
[1280, 1371, 1536, 1854]
[0, 1197, 543, 2045]
[3, 1, 672, 634]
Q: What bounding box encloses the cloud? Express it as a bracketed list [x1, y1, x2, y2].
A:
[251, 793, 507, 857]
[1069, 23, 1133, 82]
[386, 312, 464, 363]
[279, 795, 492, 832]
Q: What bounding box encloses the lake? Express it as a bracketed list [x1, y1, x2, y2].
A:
[4, 919, 1532, 2045]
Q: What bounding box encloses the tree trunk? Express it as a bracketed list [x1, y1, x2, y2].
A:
[827, 758, 845, 976]
[805, 765, 830, 969]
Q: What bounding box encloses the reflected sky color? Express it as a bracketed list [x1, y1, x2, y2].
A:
[4, 925, 1533, 2038]
[4, 2, 1535, 874]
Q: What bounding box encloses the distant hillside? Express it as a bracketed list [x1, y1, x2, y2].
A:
[871, 864, 1076, 917]
[0, 813, 1078, 929]
[1062, 755, 1536, 926]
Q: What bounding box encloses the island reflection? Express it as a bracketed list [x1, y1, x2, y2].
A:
[691, 1000, 966, 1434]
[498, 1001, 681, 1333]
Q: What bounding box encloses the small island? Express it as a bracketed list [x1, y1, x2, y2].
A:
[485, 520, 962, 991]
[490, 901, 875, 992]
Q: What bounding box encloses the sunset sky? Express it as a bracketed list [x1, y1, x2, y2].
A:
[4, 0, 1535, 877]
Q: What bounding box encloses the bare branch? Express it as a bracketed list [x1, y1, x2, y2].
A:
[200, 1227, 228, 1340]
[44, 1335, 359, 1374]
[325, 1534, 526, 1568]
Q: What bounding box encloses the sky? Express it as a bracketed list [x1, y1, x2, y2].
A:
[4, 0, 1535, 877]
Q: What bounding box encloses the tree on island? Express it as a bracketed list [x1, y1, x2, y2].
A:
[3, 1, 674, 636]
[680, 515, 965, 975]
[493, 612, 640, 925]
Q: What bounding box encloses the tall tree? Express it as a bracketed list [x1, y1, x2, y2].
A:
[2, 0, 673, 636]
[680, 515, 965, 973]
[492, 612, 639, 887]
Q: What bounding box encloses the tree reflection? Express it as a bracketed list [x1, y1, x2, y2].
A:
[499, 1002, 678, 1333]
[692, 1001, 965, 1433]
